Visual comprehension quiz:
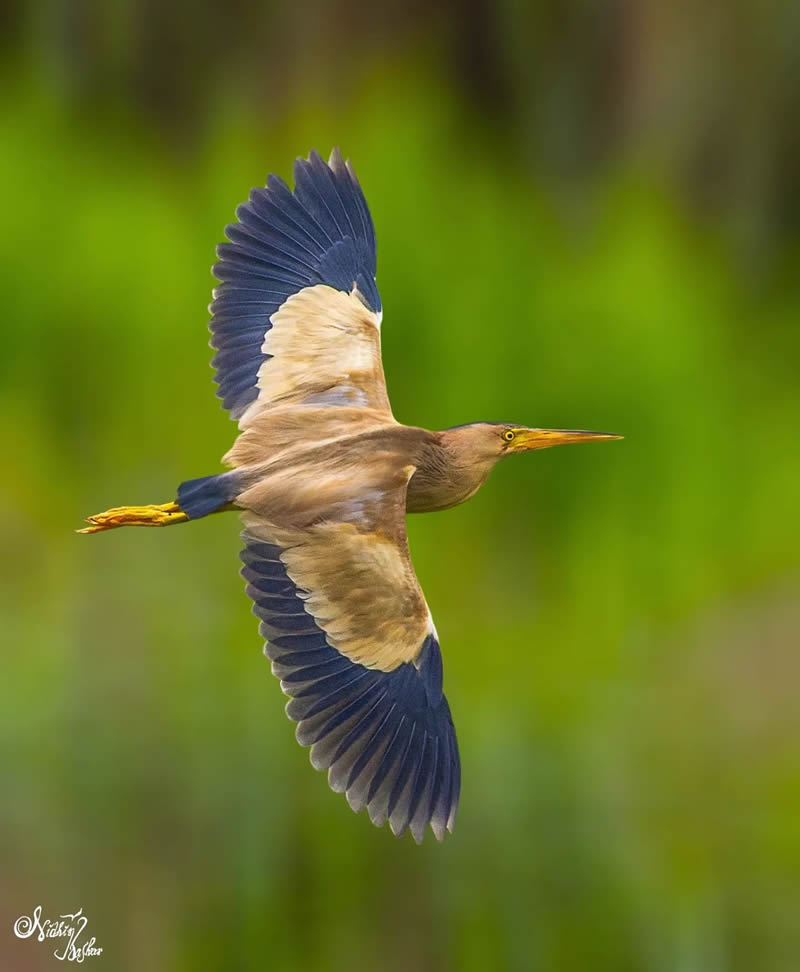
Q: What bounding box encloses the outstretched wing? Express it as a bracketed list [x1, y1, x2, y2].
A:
[239, 477, 460, 842]
[210, 149, 385, 424]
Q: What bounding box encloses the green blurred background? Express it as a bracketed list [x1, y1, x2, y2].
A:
[2, 2, 799, 970]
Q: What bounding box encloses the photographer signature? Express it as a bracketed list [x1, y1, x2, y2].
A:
[13, 905, 103, 962]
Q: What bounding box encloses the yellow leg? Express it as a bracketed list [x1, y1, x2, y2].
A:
[78, 501, 189, 534]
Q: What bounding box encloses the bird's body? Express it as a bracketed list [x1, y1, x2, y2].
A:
[82, 150, 620, 842]
[223, 412, 497, 517]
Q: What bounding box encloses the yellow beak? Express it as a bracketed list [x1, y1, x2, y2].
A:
[512, 428, 623, 452]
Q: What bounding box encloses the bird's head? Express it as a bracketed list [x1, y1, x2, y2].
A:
[444, 423, 622, 465]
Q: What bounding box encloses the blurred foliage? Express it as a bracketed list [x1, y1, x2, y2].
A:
[2, 7, 800, 972]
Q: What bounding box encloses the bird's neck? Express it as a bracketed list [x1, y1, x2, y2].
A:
[406, 430, 497, 514]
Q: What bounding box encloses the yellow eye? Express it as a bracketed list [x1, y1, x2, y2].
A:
[503, 430, 515, 442]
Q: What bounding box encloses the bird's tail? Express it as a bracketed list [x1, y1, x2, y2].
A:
[175, 470, 242, 519]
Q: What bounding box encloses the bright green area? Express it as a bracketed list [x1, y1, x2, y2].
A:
[2, 71, 799, 972]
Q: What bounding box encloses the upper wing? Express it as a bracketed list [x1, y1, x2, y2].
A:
[210, 148, 386, 425]
[239, 476, 460, 842]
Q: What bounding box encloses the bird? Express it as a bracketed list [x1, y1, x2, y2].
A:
[80, 149, 621, 842]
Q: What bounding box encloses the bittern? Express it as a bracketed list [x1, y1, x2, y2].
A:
[82, 150, 620, 842]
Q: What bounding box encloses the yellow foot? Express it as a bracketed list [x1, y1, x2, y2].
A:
[78, 501, 188, 534]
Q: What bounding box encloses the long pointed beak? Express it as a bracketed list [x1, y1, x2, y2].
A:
[513, 428, 623, 452]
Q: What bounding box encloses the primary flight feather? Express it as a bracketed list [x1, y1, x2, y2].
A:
[81, 149, 620, 842]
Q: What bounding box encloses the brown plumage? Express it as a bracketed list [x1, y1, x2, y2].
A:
[81, 152, 620, 842]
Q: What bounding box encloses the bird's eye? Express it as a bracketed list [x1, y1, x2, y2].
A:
[503, 430, 516, 442]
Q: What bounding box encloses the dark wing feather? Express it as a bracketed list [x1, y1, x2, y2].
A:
[240, 536, 460, 842]
[210, 148, 381, 421]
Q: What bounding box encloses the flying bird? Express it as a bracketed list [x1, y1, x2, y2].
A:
[81, 149, 620, 842]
